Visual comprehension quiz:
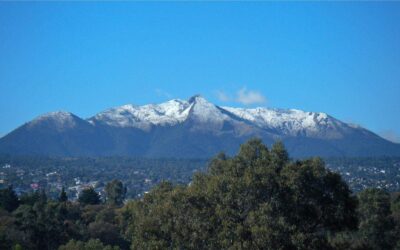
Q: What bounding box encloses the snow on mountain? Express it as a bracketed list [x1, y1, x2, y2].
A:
[89, 95, 235, 130]
[29, 111, 81, 130]
[187, 95, 231, 123]
[88, 95, 353, 138]
[1, 95, 400, 158]
[89, 99, 192, 130]
[222, 107, 344, 137]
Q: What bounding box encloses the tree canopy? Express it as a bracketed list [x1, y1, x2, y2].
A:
[1, 139, 400, 249]
[105, 180, 126, 206]
[78, 188, 101, 205]
[122, 139, 358, 249]
[0, 186, 19, 212]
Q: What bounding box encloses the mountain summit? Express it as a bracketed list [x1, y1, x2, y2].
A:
[0, 96, 399, 158]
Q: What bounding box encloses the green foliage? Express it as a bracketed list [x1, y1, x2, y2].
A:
[13, 243, 23, 250]
[270, 140, 289, 169]
[105, 180, 126, 206]
[59, 187, 68, 202]
[58, 239, 120, 250]
[78, 188, 101, 205]
[357, 188, 396, 250]
[328, 231, 371, 250]
[12, 201, 69, 249]
[280, 158, 358, 233]
[392, 193, 400, 243]
[0, 208, 14, 249]
[1, 140, 400, 249]
[0, 186, 19, 212]
[19, 191, 41, 206]
[123, 139, 358, 249]
[391, 193, 400, 222]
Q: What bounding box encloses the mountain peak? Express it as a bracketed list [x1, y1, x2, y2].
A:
[36, 111, 76, 121]
[187, 95, 230, 126]
[1, 96, 400, 157]
[188, 94, 206, 104]
[29, 111, 81, 130]
[41, 110, 72, 116]
[89, 99, 192, 129]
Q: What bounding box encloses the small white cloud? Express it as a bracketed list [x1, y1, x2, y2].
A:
[379, 130, 400, 143]
[215, 90, 231, 102]
[235, 87, 266, 105]
[155, 88, 172, 99]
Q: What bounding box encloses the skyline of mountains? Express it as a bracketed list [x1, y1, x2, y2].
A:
[0, 95, 399, 158]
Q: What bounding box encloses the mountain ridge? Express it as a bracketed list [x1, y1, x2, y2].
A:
[0, 95, 399, 158]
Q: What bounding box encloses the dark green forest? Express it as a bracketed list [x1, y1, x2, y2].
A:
[1, 139, 400, 249]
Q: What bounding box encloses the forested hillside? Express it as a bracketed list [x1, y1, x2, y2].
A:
[1, 140, 400, 249]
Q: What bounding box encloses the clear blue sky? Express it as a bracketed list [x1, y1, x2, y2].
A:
[0, 2, 399, 142]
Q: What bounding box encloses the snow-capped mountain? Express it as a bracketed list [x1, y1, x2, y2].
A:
[29, 111, 85, 131]
[89, 95, 235, 129]
[89, 99, 192, 130]
[89, 95, 353, 138]
[0, 95, 399, 158]
[222, 107, 351, 139]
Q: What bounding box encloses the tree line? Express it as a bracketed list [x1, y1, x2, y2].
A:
[1, 139, 400, 249]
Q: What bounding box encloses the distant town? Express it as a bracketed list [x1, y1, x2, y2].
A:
[0, 156, 207, 200]
[0, 155, 399, 199]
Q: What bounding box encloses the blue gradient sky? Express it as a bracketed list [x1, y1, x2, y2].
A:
[0, 2, 399, 142]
